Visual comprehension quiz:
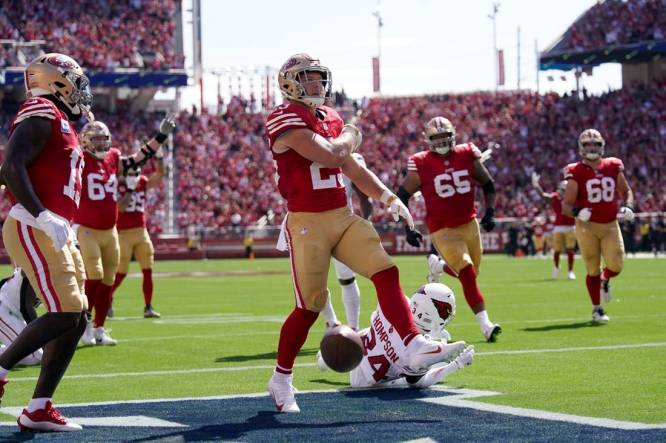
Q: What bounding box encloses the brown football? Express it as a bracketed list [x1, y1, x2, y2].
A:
[319, 325, 364, 373]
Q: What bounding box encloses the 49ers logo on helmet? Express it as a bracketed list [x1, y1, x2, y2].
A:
[281, 57, 301, 71]
[46, 54, 76, 69]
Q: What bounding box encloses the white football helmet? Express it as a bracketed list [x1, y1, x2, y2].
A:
[409, 283, 456, 336]
[423, 117, 456, 155]
[578, 128, 605, 161]
[278, 53, 331, 108]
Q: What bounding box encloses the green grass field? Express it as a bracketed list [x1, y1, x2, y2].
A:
[0, 255, 664, 424]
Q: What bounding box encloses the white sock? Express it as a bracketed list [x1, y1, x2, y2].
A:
[0, 366, 8, 380]
[272, 370, 292, 383]
[321, 292, 339, 327]
[27, 397, 50, 412]
[342, 281, 361, 330]
[475, 310, 493, 330]
[593, 304, 602, 310]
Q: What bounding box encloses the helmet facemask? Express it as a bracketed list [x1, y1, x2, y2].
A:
[423, 117, 456, 155]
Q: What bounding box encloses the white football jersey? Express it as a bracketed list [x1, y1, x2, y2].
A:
[356, 305, 411, 384]
[0, 268, 23, 314]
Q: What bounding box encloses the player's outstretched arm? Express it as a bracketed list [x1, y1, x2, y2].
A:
[274, 125, 361, 168]
[531, 172, 553, 204]
[146, 157, 166, 190]
[121, 113, 176, 175]
[408, 346, 475, 388]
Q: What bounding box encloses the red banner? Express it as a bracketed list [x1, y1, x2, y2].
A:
[372, 57, 381, 92]
[497, 49, 505, 86]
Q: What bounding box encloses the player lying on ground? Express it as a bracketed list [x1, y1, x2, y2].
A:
[318, 283, 474, 388]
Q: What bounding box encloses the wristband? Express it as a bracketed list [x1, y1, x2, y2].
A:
[155, 132, 168, 144]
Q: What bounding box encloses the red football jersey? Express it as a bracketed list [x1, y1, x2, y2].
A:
[550, 192, 575, 226]
[117, 175, 148, 230]
[8, 97, 84, 222]
[265, 102, 346, 212]
[408, 143, 482, 232]
[563, 158, 624, 223]
[74, 148, 121, 229]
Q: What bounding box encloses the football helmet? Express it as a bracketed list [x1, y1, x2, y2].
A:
[278, 53, 331, 108]
[423, 117, 455, 155]
[578, 128, 605, 161]
[409, 283, 456, 335]
[80, 121, 111, 160]
[125, 167, 141, 190]
[24, 53, 93, 120]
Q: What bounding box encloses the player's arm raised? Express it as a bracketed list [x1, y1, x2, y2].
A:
[146, 157, 166, 190]
[273, 124, 361, 168]
[531, 172, 553, 204]
[121, 113, 176, 175]
[342, 156, 415, 229]
[472, 159, 496, 231]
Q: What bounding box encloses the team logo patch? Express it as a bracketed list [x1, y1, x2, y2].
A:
[46, 54, 76, 69]
[61, 119, 71, 134]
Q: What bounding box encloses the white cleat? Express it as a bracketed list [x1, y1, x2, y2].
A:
[427, 254, 443, 283]
[268, 374, 300, 413]
[483, 324, 502, 343]
[94, 327, 117, 346]
[453, 345, 475, 369]
[404, 336, 466, 375]
[601, 279, 612, 303]
[315, 350, 329, 372]
[592, 307, 610, 324]
[80, 321, 96, 346]
[567, 270, 576, 280]
[552, 266, 560, 279]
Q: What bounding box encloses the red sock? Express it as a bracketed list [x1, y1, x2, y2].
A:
[94, 283, 113, 327]
[275, 308, 319, 374]
[443, 264, 458, 278]
[601, 267, 619, 281]
[85, 279, 101, 311]
[586, 274, 601, 305]
[371, 266, 420, 344]
[554, 252, 560, 268]
[142, 269, 153, 306]
[567, 250, 575, 271]
[458, 265, 485, 308]
[112, 272, 127, 294]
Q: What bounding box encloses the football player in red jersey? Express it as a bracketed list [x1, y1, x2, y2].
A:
[0, 53, 92, 432]
[562, 129, 634, 323]
[398, 117, 501, 342]
[532, 173, 577, 279]
[266, 54, 466, 413]
[75, 116, 175, 346]
[111, 157, 166, 318]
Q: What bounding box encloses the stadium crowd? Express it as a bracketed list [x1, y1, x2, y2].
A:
[559, 0, 666, 51]
[0, 0, 183, 69]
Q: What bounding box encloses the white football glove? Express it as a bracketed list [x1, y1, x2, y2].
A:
[342, 124, 363, 152]
[36, 210, 70, 251]
[454, 345, 475, 369]
[619, 206, 635, 222]
[479, 148, 493, 164]
[576, 207, 592, 222]
[531, 172, 540, 188]
[159, 112, 177, 136]
[381, 191, 414, 230]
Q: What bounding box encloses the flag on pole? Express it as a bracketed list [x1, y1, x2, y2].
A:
[372, 57, 381, 93]
[497, 49, 505, 86]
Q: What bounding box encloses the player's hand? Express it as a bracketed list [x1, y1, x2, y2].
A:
[159, 112, 177, 136]
[480, 208, 495, 232]
[342, 124, 362, 152]
[454, 346, 475, 369]
[619, 206, 635, 222]
[531, 172, 540, 187]
[36, 210, 70, 251]
[574, 207, 592, 222]
[405, 226, 423, 247]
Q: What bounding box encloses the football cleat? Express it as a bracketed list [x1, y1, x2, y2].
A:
[551, 266, 560, 279]
[94, 327, 117, 346]
[426, 254, 443, 283]
[404, 336, 466, 375]
[567, 270, 576, 280]
[483, 324, 502, 343]
[453, 345, 475, 369]
[18, 401, 82, 432]
[144, 305, 161, 318]
[80, 322, 96, 346]
[268, 374, 300, 413]
[601, 279, 612, 303]
[315, 350, 329, 372]
[592, 307, 610, 324]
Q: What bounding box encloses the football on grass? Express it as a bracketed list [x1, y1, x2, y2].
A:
[319, 325, 364, 373]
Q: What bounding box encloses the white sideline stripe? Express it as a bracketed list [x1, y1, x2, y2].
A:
[8, 342, 666, 383]
[420, 388, 666, 430]
[0, 415, 186, 428]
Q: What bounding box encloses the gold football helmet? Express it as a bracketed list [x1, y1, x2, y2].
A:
[80, 121, 111, 160]
[578, 128, 605, 160]
[24, 53, 92, 119]
[278, 53, 331, 108]
[423, 117, 456, 155]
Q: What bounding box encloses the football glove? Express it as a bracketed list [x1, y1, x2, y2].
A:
[36, 210, 70, 251]
[405, 226, 423, 247]
[453, 345, 475, 369]
[381, 191, 415, 230]
[159, 113, 177, 136]
[619, 206, 635, 222]
[480, 208, 495, 232]
[531, 172, 540, 187]
[573, 207, 592, 222]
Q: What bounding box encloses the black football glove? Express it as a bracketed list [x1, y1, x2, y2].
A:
[405, 226, 423, 247]
[481, 208, 496, 232]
